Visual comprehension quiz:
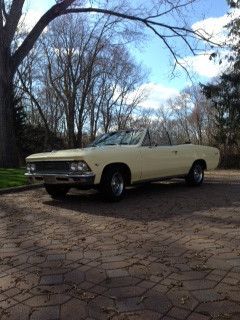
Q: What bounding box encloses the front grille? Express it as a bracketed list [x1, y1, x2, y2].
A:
[35, 161, 69, 174]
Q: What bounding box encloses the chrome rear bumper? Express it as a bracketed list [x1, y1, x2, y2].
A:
[25, 173, 95, 186]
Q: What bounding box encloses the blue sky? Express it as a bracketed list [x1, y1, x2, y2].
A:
[137, 0, 229, 90]
[25, 0, 235, 109]
[139, 1, 228, 81]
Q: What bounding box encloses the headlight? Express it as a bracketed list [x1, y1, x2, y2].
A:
[30, 164, 36, 172]
[70, 162, 78, 172]
[26, 163, 36, 173]
[70, 161, 90, 173]
[77, 162, 89, 172]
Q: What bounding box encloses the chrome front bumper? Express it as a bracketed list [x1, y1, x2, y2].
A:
[25, 173, 95, 186]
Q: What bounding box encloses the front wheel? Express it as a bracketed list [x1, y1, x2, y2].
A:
[45, 184, 70, 199]
[100, 167, 126, 201]
[185, 163, 204, 186]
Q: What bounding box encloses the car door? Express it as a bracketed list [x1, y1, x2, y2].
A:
[139, 130, 181, 180]
[140, 145, 181, 180]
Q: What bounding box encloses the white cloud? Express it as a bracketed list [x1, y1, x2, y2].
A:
[20, 9, 45, 31]
[182, 9, 240, 78]
[180, 51, 229, 78]
[136, 83, 180, 109]
[192, 9, 240, 45]
[113, 83, 180, 110]
[193, 15, 228, 45]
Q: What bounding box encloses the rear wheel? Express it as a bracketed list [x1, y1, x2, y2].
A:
[100, 167, 126, 201]
[45, 184, 70, 199]
[185, 162, 204, 186]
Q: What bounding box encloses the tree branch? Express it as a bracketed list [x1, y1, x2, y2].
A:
[12, 3, 220, 73]
[65, 7, 219, 73]
[17, 68, 52, 136]
[12, 0, 75, 70]
[145, 0, 195, 19]
[66, 7, 221, 45]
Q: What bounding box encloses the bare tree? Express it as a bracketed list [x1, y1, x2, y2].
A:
[133, 84, 218, 146]
[98, 45, 147, 132]
[20, 13, 146, 147]
[168, 93, 192, 142]
[39, 14, 143, 147]
[130, 108, 155, 129]
[185, 86, 209, 145]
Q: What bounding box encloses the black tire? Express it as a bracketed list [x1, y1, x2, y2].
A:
[45, 184, 70, 199]
[100, 167, 126, 201]
[185, 162, 204, 186]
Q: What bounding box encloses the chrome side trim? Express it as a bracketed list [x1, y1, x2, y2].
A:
[132, 174, 186, 185]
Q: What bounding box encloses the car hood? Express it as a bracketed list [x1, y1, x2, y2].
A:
[26, 145, 135, 162]
[26, 147, 96, 161]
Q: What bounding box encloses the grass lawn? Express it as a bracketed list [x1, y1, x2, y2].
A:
[0, 168, 27, 189]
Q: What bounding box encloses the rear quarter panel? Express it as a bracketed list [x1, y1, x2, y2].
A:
[173, 144, 220, 174]
[194, 145, 220, 170]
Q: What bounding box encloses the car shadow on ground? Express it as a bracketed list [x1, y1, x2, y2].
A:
[43, 178, 240, 223]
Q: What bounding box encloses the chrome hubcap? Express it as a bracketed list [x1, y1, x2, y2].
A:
[111, 172, 124, 196]
[193, 165, 203, 183]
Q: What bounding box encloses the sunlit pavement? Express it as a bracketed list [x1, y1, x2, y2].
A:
[0, 170, 240, 320]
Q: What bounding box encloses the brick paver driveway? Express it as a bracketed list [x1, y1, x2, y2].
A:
[0, 170, 240, 320]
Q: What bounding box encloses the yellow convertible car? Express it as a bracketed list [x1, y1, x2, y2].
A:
[26, 129, 220, 201]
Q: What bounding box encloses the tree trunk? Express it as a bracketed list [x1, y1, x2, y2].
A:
[0, 75, 19, 167]
[67, 103, 76, 148]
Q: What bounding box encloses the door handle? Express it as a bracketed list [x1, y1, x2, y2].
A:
[172, 150, 178, 154]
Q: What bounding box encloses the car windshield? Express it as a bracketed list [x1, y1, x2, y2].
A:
[89, 130, 145, 147]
